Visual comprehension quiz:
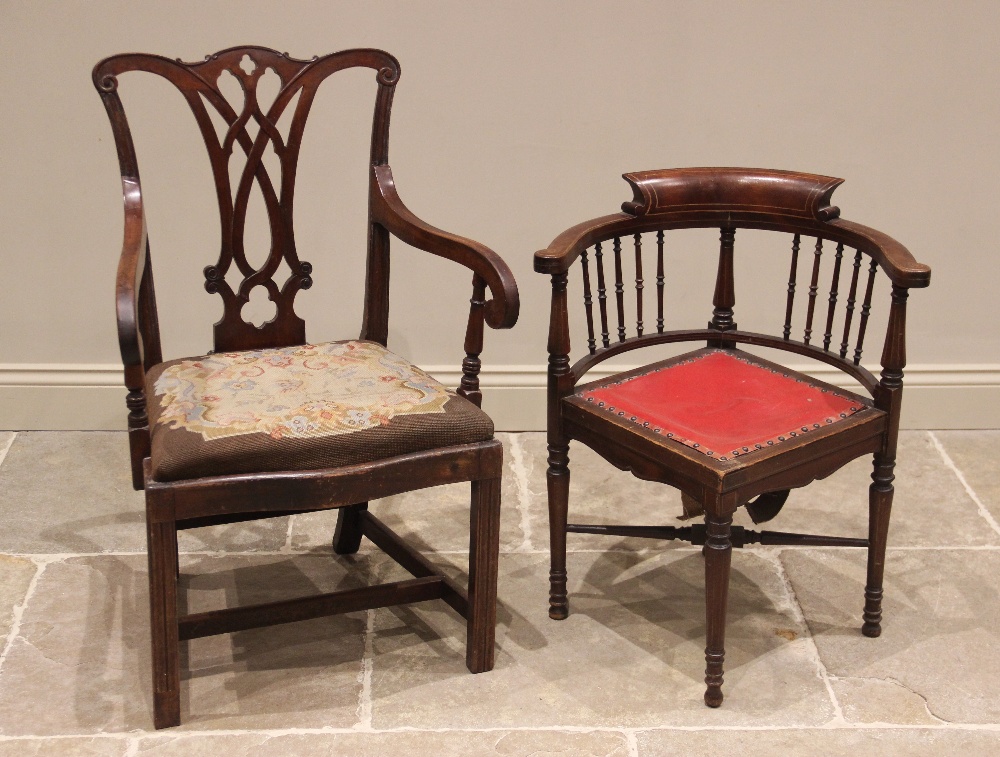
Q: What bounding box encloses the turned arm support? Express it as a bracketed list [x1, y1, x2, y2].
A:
[370, 165, 519, 330]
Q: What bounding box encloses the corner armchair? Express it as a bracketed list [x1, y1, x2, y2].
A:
[535, 167, 930, 707]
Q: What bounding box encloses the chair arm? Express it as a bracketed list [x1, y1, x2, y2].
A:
[371, 165, 519, 329]
[115, 178, 152, 386]
[533, 213, 639, 275]
[827, 217, 931, 289]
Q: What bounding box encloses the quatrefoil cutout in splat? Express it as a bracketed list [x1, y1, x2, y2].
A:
[187, 49, 318, 351]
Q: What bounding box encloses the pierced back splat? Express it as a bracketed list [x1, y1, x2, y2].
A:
[94, 46, 401, 353]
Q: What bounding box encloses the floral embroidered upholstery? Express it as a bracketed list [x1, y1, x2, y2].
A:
[145, 340, 493, 481]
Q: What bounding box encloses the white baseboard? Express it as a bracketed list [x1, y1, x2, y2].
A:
[1, 362, 998, 431]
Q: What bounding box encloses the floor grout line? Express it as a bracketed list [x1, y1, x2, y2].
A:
[624, 729, 640, 756]
[280, 513, 296, 553]
[0, 557, 50, 679]
[353, 608, 376, 732]
[3, 722, 1000, 742]
[928, 431, 1000, 537]
[0, 432, 16, 471]
[507, 433, 536, 553]
[764, 547, 845, 724]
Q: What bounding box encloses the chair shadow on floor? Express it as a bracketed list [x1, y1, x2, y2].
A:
[177, 554, 374, 722]
[74, 554, 155, 731]
[168, 543, 543, 722]
[572, 548, 805, 683]
[41, 509, 290, 555]
[784, 549, 1000, 646]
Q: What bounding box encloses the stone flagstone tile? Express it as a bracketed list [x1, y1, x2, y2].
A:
[0, 554, 371, 734]
[782, 548, 1000, 724]
[518, 431, 997, 550]
[749, 431, 999, 547]
[636, 728, 1000, 756]
[829, 676, 941, 725]
[933, 430, 1000, 529]
[0, 554, 36, 649]
[0, 555, 153, 734]
[289, 433, 526, 553]
[138, 730, 630, 756]
[0, 432, 288, 554]
[0, 738, 130, 756]
[369, 550, 835, 729]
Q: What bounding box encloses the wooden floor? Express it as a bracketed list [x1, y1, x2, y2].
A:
[0, 430, 998, 755]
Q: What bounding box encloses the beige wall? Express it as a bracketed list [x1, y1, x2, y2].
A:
[1, 0, 998, 429]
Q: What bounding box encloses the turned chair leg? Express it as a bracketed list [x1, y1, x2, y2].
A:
[546, 442, 570, 620]
[863, 454, 895, 637]
[703, 513, 733, 707]
[332, 503, 369, 555]
[466, 477, 501, 673]
[146, 513, 181, 729]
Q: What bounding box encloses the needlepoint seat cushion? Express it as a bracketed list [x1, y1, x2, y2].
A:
[573, 348, 875, 464]
[145, 340, 494, 481]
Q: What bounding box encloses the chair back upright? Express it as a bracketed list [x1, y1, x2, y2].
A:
[93, 46, 401, 363]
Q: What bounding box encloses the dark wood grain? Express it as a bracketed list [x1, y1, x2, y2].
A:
[803, 237, 823, 344]
[708, 226, 737, 342]
[179, 577, 446, 640]
[457, 274, 487, 407]
[613, 236, 626, 342]
[535, 167, 931, 708]
[95, 46, 518, 728]
[580, 248, 597, 354]
[655, 230, 665, 333]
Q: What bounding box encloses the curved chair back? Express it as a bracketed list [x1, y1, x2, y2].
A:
[535, 168, 931, 428]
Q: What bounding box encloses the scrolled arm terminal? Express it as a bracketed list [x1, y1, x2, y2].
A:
[371, 164, 519, 329]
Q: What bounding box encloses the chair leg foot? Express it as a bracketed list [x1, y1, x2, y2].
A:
[332, 503, 368, 555]
[704, 668, 725, 708]
[153, 690, 181, 730]
[147, 516, 181, 729]
[863, 456, 895, 638]
[548, 570, 569, 620]
[466, 477, 501, 674]
[703, 513, 733, 708]
[862, 587, 883, 637]
[547, 442, 570, 620]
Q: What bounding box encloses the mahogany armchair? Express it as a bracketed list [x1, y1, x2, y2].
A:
[535, 168, 930, 707]
[94, 47, 518, 728]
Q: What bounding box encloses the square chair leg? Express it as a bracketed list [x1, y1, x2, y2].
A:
[146, 515, 181, 729]
[466, 476, 501, 672]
